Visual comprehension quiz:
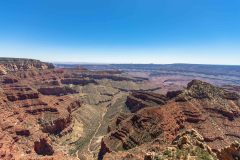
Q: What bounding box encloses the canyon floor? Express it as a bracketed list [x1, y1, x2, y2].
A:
[0, 58, 240, 160]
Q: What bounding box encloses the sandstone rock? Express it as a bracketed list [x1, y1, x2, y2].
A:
[185, 79, 240, 100]
[15, 128, 30, 137]
[25, 106, 58, 115]
[61, 78, 97, 85]
[101, 109, 163, 153]
[6, 92, 39, 101]
[217, 141, 240, 160]
[126, 91, 168, 112]
[166, 90, 182, 99]
[0, 58, 54, 74]
[0, 65, 7, 75]
[2, 77, 18, 84]
[101, 80, 240, 159]
[39, 113, 71, 135]
[38, 86, 78, 96]
[80, 73, 137, 81]
[34, 139, 54, 156]
[104, 129, 217, 160]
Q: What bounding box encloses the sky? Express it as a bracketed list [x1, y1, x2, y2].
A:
[0, 0, 240, 64]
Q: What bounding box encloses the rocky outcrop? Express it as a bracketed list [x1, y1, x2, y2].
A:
[38, 99, 81, 135]
[166, 90, 182, 98]
[38, 86, 78, 96]
[2, 77, 18, 84]
[180, 80, 240, 120]
[126, 91, 168, 112]
[0, 62, 85, 159]
[3, 85, 39, 101]
[61, 78, 97, 85]
[79, 73, 140, 82]
[38, 113, 71, 135]
[216, 141, 240, 160]
[25, 106, 58, 115]
[101, 109, 163, 154]
[15, 127, 30, 137]
[0, 58, 54, 74]
[100, 80, 240, 159]
[7, 92, 39, 101]
[0, 65, 7, 75]
[44, 80, 61, 86]
[103, 129, 217, 160]
[34, 138, 54, 155]
[185, 79, 239, 100]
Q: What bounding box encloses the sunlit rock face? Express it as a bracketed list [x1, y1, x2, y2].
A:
[0, 58, 54, 74]
[100, 80, 240, 159]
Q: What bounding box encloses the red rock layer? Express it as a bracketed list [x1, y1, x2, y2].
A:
[100, 80, 240, 159]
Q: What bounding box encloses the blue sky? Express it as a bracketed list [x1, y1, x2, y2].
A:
[0, 0, 240, 64]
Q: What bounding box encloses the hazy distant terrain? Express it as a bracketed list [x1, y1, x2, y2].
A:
[55, 63, 240, 86]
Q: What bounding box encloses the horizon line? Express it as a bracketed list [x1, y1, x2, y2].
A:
[53, 62, 240, 66]
[1, 57, 240, 66]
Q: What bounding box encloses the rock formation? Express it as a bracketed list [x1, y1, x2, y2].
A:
[38, 86, 78, 96]
[216, 141, 240, 160]
[0, 58, 239, 160]
[100, 80, 240, 159]
[0, 58, 54, 74]
[34, 138, 54, 156]
[103, 129, 218, 160]
[126, 91, 168, 112]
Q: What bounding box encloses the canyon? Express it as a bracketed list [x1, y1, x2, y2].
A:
[0, 58, 239, 160]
